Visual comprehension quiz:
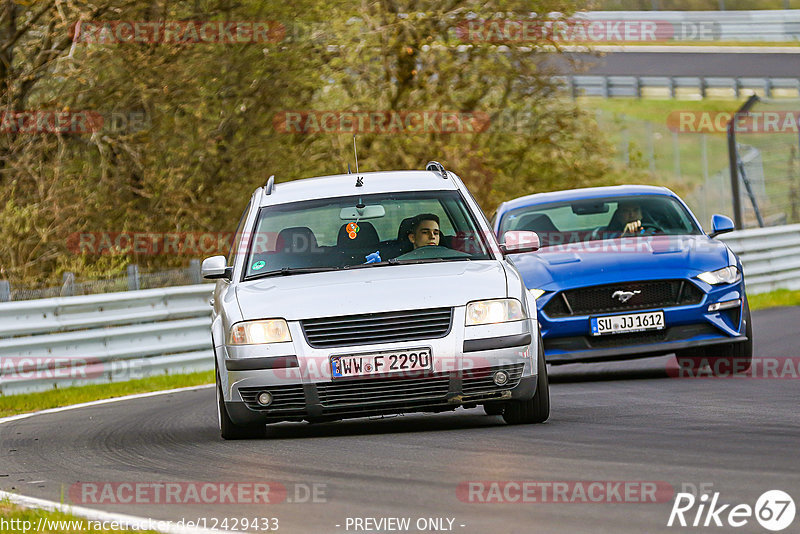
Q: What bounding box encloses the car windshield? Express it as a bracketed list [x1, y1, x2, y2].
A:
[498, 195, 702, 248]
[243, 190, 493, 279]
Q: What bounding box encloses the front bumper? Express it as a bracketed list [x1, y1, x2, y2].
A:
[226, 372, 537, 425]
[539, 280, 748, 364]
[218, 308, 539, 424]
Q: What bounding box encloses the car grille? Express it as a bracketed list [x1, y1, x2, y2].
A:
[239, 384, 306, 413]
[543, 279, 704, 317]
[462, 364, 525, 395]
[301, 308, 453, 348]
[316, 373, 451, 409]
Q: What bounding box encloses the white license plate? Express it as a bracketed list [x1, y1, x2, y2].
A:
[591, 311, 665, 336]
[331, 348, 432, 379]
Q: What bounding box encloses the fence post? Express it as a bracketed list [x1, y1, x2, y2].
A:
[672, 131, 681, 180]
[647, 121, 656, 174]
[61, 272, 75, 297]
[0, 280, 9, 302]
[127, 264, 140, 291]
[189, 259, 202, 284]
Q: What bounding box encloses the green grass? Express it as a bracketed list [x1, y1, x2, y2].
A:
[749, 289, 800, 311]
[0, 502, 160, 533]
[0, 370, 213, 418]
[579, 98, 800, 226]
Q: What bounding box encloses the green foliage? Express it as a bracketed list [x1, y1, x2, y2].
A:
[0, 0, 640, 285]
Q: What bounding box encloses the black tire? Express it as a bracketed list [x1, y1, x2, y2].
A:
[503, 334, 550, 425]
[217, 371, 266, 440]
[483, 403, 505, 416]
[675, 300, 753, 376]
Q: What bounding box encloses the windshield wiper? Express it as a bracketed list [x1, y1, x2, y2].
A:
[393, 257, 472, 265]
[247, 266, 340, 279]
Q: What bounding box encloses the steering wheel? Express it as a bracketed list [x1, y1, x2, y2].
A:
[622, 223, 661, 236]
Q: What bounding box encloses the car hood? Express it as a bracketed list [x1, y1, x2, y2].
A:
[509, 235, 735, 290]
[235, 261, 507, 320]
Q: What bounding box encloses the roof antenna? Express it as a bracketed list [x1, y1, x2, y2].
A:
[353, 135, 363, 187]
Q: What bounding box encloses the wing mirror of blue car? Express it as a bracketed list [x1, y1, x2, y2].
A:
[709, 214, 735, 238]
[202, 255, 232, 280]
[499, 231, 540, 254]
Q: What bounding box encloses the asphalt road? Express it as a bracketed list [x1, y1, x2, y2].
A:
[2, 307, 799, 534]
[561, 52, 800, 77]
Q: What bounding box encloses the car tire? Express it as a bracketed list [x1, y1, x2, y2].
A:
[217, 371, 266, 440]
[675, 300, 753, 376]
[483, 403, 505, 416]
[503, 334, 550, 425]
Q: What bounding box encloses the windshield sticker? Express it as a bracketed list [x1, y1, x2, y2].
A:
[346, 222, 360, 239]
[251, 260, 266, 271]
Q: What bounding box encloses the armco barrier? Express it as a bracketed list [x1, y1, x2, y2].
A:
[561, 75, 800, 99]
[0, 226, 797, 395]
[0, 284, 215, 395]
[720, 223, 800, 295]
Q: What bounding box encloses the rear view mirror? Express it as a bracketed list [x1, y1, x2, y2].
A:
[339, 205, 386, 220]
[500, 231, 540, 254]
[572, 201, 609, 215]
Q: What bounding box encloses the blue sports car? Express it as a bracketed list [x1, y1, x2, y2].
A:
[492, 185, 752, 375]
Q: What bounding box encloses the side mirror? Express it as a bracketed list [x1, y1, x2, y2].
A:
[201, 255, 231, 280]
[499, 231, 540, 254]
[709, 214, 735, 238]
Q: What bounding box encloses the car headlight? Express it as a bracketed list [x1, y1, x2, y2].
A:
[529, 289, 546, 300]
[229, 319, 291, 345]
[697, 266, 741, 285]
[465, 299, 525, 326]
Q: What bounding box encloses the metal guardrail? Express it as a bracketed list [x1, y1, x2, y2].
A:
[720, 223, 800, 294]
[1, 225, 798, 395]
[581, 10, 800, 42]
[0, 285, 215, 395]
[561, 75, 800, 99]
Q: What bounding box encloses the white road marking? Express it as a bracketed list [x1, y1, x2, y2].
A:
[0, 384, 222, 534]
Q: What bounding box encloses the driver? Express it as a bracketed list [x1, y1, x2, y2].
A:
[408, 213, 441, 249]
[616, 200, 644, 236]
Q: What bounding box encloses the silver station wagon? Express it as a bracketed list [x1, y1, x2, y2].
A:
[203, 162, 549, 439]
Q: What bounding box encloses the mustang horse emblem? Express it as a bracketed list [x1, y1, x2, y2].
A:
[612, 290, 641, 303]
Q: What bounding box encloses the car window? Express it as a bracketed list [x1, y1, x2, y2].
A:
[243, 190, 491, 279]
[227, 199, 252, 266]
[499, 195, 701, 247]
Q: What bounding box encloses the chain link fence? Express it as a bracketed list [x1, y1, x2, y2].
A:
[596, 102, 800, 230]
[0, 260, 203, 302]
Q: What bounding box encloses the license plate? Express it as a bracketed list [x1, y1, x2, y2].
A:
[591, 311, 665, 336]
[331, 348, 432, 379]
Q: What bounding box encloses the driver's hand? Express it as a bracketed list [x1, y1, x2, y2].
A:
[622, 220, 642, 235]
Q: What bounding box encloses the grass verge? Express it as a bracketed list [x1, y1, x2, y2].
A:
[749, 289, 800, 311]
[0, 501, 159, 533]
[0, 370, 213, 418]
